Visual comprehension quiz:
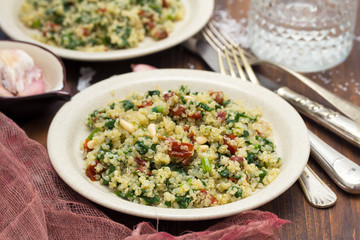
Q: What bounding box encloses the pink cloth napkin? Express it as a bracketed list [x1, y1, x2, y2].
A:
[0, 112, 290, 240]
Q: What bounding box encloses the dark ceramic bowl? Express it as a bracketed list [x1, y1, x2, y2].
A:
[0, 40, 71, 117]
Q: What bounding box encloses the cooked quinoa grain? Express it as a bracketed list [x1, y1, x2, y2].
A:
[81, 85, 282, 208]
[19, 0, 185, 51]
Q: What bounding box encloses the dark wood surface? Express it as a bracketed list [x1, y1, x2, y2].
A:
[2, 1, 360, 239]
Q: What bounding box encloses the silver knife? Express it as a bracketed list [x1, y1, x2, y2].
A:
[183, 38, 360, 194]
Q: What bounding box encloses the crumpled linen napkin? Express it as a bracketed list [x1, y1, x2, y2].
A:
[0, 112, 290, 240]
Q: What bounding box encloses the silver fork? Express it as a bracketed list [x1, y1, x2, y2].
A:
[203, 25, 340, 208]
[203, 21, 360, 195]
[203, 21, 360, 124]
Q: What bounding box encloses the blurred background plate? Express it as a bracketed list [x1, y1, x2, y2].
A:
[0, 0, 214, 61]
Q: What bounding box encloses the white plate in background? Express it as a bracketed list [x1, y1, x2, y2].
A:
[0, 0, 214, 61]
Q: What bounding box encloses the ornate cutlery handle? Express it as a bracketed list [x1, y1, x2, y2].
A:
[298, 165, 337, 208]
[276, 87, 360, 194]
[277, 87, 360, 148]
[308, 131, 360, 194]
[261, 61, 360, 124]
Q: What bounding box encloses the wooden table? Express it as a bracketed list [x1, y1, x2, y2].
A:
[2, 1, 359, 239]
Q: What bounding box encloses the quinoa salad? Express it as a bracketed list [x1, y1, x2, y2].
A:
[81, 85, 282, 208]
[19, 0, 185, 51]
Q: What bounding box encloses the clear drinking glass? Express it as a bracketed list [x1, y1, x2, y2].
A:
[247, 0, 358, 72]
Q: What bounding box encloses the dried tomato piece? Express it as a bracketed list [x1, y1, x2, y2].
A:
[168, 140, 194, 160]
[97, 7, 106, 13]
[163, 92, 175, 101]
[86, 160, 100, 181]
[229, 177, 239, 183]
[83, 139, 90, 152]
[188, 130, 195, 138]
[138, 100, 153, 108]
[200, 189, 218, 204]
[162, 0, 168, 8]
[224, 134, 237, 155]
[187, 111, 202, 119]
[146, 21, 155, 30]
[136, 165, 151, 175]
[154, 29, 168, 40]
[171, 106, 186, 117]
[217, 111, 227, 122]
[209, 91, 224, 105]
[230, 156, 244, 165]
[183, 125, 190, 132]
[82, 28, 89, 36]
[134, 157, 147, 166]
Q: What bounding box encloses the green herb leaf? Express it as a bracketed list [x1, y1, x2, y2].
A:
[259, 169, 267, 183]
[201, 157, 212, 173]
[176, 195, 192, 208]
[122, 100, 135, 111]
[148, 90, 160, 96]
[87, 128, 100, 140]
[142, 195, 160, 205]
[135, 140, 149, 155]
[218, 167, 230, 177]
[198, 102, 214, 112]
[151, 106, 164, 113]
[104, 119, 116, 129]
[235, 188, 243, 198]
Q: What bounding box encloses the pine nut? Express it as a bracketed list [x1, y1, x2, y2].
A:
[199, 145, 209, 151]
[120, 119, 135, 133]
[195, 136, 208, 145]
[184, 96, 195, 101]
[87, 140, 95, 149]
[148, 123, 156, 138]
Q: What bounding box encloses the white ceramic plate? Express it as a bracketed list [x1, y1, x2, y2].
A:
[0, 0, 214, 61]
[47, 69, 310, 220]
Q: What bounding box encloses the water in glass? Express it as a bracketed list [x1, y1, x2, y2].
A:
[247, 0, 358, 72]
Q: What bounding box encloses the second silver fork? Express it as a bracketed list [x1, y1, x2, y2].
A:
[202, 20, 360, 199]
